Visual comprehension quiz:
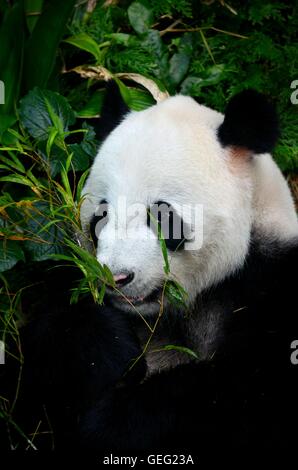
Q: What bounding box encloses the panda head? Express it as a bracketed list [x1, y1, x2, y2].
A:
[80, 84, 296, 315]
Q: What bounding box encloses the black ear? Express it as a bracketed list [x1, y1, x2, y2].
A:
[217, 89, 279, 154]
[97, 81, 129, 141]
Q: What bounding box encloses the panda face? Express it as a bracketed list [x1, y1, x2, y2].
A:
[81, 95, 255, 315]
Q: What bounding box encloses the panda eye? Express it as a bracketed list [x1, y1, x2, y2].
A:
[147, 200, 186, 251]
[89, 199, 108, 247]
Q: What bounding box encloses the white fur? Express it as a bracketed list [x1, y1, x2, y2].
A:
[81, 95, 298, 314]
[251, 153, 298, 238]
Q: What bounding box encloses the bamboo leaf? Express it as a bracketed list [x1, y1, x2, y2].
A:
[46, 127, 58, 156]
[76, 169, 90, 202]
[160, 344, 199, 359]
[165, 280, 188, 307]
[97, 283, 106, 304]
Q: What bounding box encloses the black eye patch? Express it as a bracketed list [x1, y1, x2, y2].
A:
[147, 201, 186, 251]
[89, 199, 108, 247]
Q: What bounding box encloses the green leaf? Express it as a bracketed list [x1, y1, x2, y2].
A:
[128, 1, 154, 35]
[76, 90, 104, 118]
[97, 283, 106, 304]
[168, 52, 190, 87]
[68, 144, 90, 172]
[160, 234, 170, 275]
[0, 175, 36, 188]
[165, 280, 188, 307]
[23, 202, 65, 261]
[0, 153, 26, 173]
[127, 88, 155, 111]
[19, 88, 75, 141]
[0, 116, 18, 140]
[147, 209, 170, 274]
[68, 122, 99, 172]
[106, 33, 138, 47]
[64, 33, 102, 62]
[161, 344, 199, 359]
[141, 30, 169, 85]
[0, 240, 25, 272]
[103, 264, 115, 287]
[180, 64, 227, 95]
[114, 79, 133, 108]
[76, 169, 90, 202]
[23, 0, 76, 91]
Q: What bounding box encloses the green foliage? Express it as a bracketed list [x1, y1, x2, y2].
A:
[0, 0, 296, 332]
[0, 0, 297, 445]
[24, 0, 76, 91]
[128, 1, 154, 35]
[0, 240, 25, 272]
[65, 0, 297, 171]
[155, 344, 199, 359]
[19, 88, 76, 141]
[64, 32, 107, 63]
[0, 0, 76, 138]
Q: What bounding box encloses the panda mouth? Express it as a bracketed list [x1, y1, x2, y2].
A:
[112, 287, 162, 306]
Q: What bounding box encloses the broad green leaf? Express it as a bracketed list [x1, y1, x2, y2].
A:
[0, 240, 25, 272]
[76, 90, 104, 118]
[78, 122, 98, 157]
[64, 33, 102, 62]
[19, 88, 75, 141]
[128, 1, 153, 35]
[101, 83, 155, 112]
[128, 88, 155, 111]
[168, 52, 190, 87]
[23, 0, 76, 91]
[39, 122, 96, 177]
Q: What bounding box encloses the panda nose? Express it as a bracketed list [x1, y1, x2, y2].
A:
[113, 272, 135, 288]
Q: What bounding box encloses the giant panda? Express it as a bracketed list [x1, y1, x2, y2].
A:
[3, 84, 298, 460]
